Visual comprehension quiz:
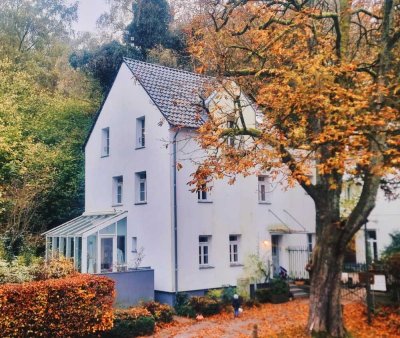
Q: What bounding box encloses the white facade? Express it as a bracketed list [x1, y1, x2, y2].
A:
[83, 61, 317, 294]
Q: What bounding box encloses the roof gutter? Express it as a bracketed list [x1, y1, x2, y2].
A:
[173, 129, 180, 297]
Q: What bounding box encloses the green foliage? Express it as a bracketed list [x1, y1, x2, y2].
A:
[221, 286, 237, 304]
[141, 300, 174, 323]
[188, 296, 222, 316]
[255, 288, 271, 303]
[0, 257, 41, 284]
[382, 231, 400, 257]
[270, 278, 290, 296]
[108, 308, 155, 337]
[174, 293, 196, 318]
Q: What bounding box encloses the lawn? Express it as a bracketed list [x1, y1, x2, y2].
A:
[152, 299, 400, 338]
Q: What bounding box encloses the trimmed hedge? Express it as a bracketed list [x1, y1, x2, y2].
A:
[141, 300, 174, 323]
[188, 296, 222, 316]
[0, 274, 115, 337]
[106, 307, 155, 337]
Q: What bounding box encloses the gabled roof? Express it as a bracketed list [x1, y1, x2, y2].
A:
[123, 58, 214, 128]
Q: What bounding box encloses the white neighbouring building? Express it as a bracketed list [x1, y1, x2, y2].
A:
[43, 59, 399, 302]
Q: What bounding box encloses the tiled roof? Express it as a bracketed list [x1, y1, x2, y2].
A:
[124, 58, 214, 128]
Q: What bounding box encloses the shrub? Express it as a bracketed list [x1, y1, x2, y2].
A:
[255, 288, 271, 303]
[0, 258, 39, 284]
[141, 301, 174, 323]
[188, 296, 222, 316]
[207, 288, 223, 300]
[0, 274, 114, 337]
[33, 254, 77, 280]
[107, 307, 155, 337]
[174, 292, 196, 318]
[270, 278, 290, 295]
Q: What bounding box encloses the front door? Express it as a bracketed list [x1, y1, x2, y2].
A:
[101, 237, 114, 273]
[271, 235, 280, 276]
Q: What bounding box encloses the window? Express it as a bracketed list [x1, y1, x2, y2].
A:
[136, 117, 145, 148]
[135, 172, 147, 203]
[199, 235, 211, 266]
[258, 176, 271, 203]
[227, 120, 235, 147]
[197, 184, 208, 201]
[101, 127, 110, 156]
[307, 233, 313, 258]
[113, 176, 123, 205]
[132, 237, 137, 252]
[229, 235, 240, 264]
[367, 230, 378, 261]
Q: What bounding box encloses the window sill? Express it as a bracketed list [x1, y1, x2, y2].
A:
[198, 200, 213, 204]
[258, 202, 271, 205]
[131, 250, 137, 253]
[112, 203, 123, 207]
[230, 263, 244, 267]
[199, 265, 215, 270]
[101, 154, 110, 158]
[134, 202, 147, 205]
[135, 146, 145, 150]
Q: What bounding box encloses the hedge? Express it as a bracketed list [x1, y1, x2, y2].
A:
[105, 307, 155, 337]
[0, 274, 115, 337]
[141, 300, 174, 323]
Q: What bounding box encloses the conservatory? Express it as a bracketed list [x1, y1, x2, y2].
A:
[43, 211, 127, 274]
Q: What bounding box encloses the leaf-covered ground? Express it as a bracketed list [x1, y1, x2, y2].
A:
[152, 299, 400, 337]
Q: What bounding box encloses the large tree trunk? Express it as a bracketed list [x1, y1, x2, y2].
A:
[308, 236, 346, 337]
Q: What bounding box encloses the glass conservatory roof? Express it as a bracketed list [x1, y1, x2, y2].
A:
[43, 211, 127, 237]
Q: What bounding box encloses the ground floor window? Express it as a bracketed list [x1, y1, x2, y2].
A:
[229, 234, 240, 263]
[199, 235, 211, 266]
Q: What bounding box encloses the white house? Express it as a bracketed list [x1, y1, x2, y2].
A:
[43, 59, 318, 302]
[43, 59, 398, 302]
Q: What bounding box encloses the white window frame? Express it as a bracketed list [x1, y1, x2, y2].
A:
[367, 230, 378, 262]
[131, 237, 137, 253]
[226, 120, 235, 147]
[101, 127, 110, 157]
[197, 184, 210, 202]
[113, 176, 123, 205]
[136, 116, 145, 148]
[258, 176, 271, 203]
[199, 235, 211, 267]
[229, 235, 240, 264]
[135, 171, 147, 203]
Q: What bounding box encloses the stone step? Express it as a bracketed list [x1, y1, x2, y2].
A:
[289, 284, 310, 299]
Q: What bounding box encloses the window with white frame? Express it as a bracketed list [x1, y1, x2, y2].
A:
[367, 230, 378, 261]
[258, 176, 271, 203]
[113, 176, 123, 205]
[199, 235, 211, 266]
[227, 120, 235, 147]
[229, 235, 240, 264]
[197, 184, 208, 201]
[132, 237, 137, 252]
[135, 171, 147, 203]
[101, 127, 110, 157]
[136, 117, 145, 148]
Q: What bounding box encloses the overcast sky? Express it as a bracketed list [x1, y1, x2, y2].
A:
[69, 0, 110, 33]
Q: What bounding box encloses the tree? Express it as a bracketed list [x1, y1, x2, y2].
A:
[188, 0, 399, 336]
[382, 231, 400, 257]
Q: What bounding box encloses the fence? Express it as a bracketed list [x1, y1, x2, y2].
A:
[287, 246, 310, 280]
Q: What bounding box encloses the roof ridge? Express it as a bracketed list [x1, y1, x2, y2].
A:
[123, 57, 212, 80]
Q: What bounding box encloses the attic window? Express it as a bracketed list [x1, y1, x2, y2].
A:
[101, 127, 110, 157]
[136, 117, 145, 148]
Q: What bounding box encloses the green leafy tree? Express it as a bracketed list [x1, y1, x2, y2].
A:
[382, 232, 400, 257]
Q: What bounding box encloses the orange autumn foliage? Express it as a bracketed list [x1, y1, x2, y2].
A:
[153, 300, 400, 337]
[0, 274, 115, 337]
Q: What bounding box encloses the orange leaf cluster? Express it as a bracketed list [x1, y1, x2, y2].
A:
[0, 274, 115, 337]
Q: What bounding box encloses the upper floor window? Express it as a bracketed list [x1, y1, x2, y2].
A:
[113, 176, 123, 205]
[136, 117, 145, 148]
[258, 176, 271, 203]
[367, 230, 378, 261]
[197, 184, 208, 201]
[227, 120, 235, 147]
[101, 127, 110, 157]
[199, 235, 211, 266]
[229, 235, 241, 264]
[135, 171, 147, 203]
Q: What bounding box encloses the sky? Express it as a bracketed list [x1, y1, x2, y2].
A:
[69, 0, 110, 33]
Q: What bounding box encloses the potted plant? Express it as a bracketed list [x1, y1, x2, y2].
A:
[270, 278, 290, 304]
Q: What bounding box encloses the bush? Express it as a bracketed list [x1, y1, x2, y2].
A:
[141, 301, 174, 323]
[0, 274, 114, 337]
[0, 258, 40, 284]
[255, 288, 271, 303]
[188, 296, 222, 316]
[206, 288, 223, 300]
[221, 286, 237, 304]
[174, 292, 196, 318]
[270, 278, 290, 295]
[33, 254, 77, 280]
[107, 308, 155, 337]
